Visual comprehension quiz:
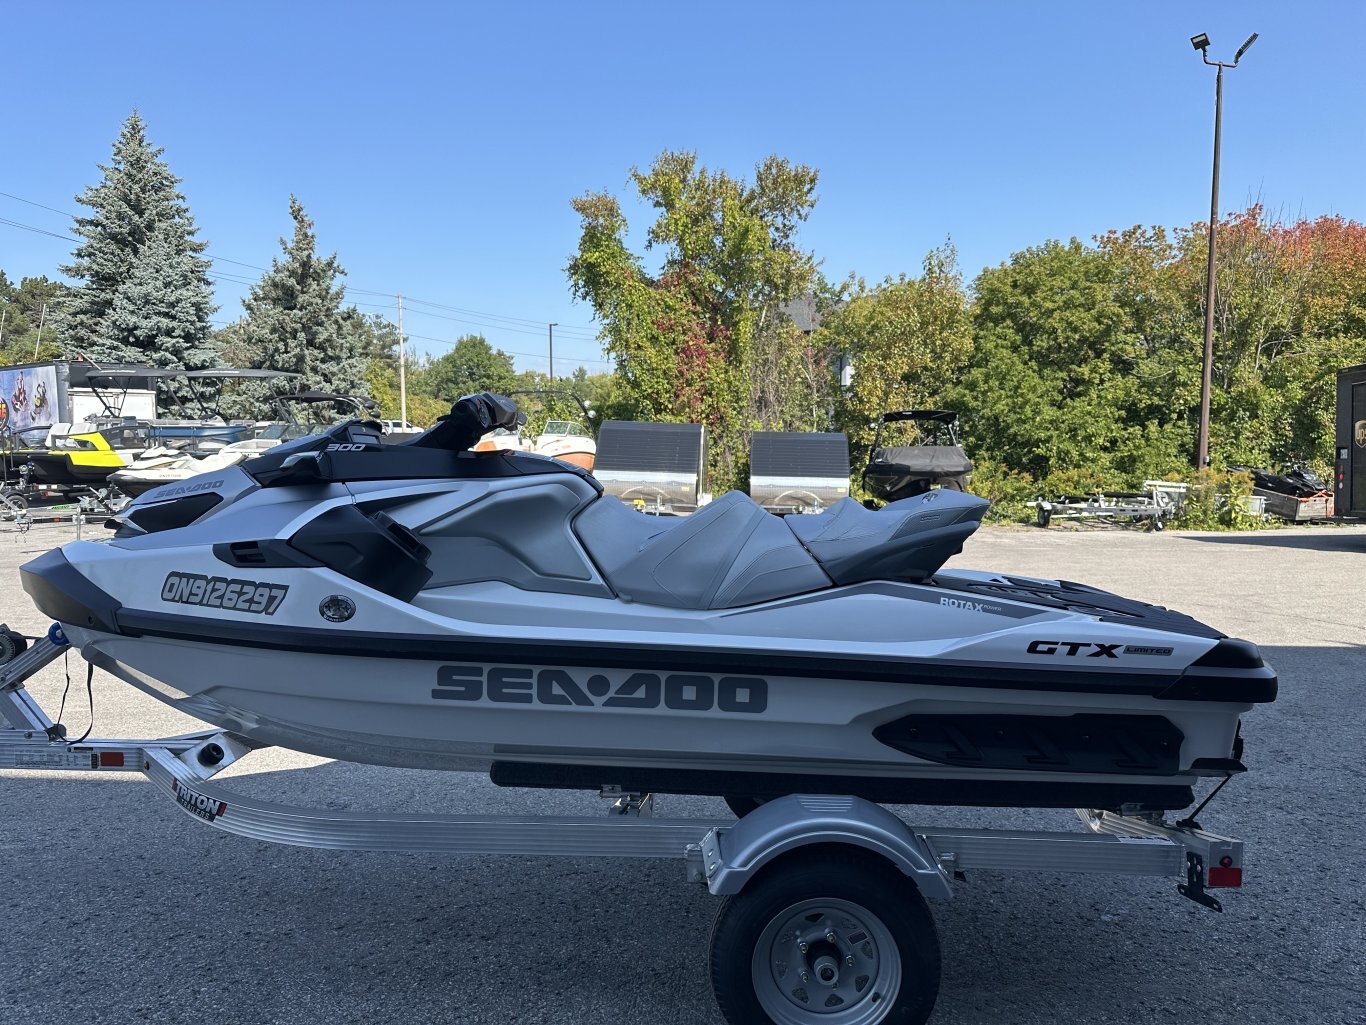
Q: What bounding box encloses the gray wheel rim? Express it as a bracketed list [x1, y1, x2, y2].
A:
[750, 897, 901, 1025]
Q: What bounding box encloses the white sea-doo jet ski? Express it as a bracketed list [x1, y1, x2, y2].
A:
[21, 394, 1275, 813]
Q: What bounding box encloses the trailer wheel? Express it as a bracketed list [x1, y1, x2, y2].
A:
[709, 850, 941, 1025]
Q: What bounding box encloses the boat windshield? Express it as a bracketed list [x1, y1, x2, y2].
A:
[541, 421, 582, 437]
[256, 422, 331, 442]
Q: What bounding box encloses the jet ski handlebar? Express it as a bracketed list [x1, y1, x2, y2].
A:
[408, 392, 525, 452]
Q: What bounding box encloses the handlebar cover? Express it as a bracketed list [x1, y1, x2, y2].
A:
[407, 393, 525, 452]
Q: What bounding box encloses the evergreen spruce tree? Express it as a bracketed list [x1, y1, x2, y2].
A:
[106, 218, 221, 412]
[60, 110, 217, 367]
[241, 197, 370, 397]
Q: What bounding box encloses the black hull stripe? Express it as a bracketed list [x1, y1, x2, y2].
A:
[21, 548, 1276, 704]
[112, 608, 1275, 702]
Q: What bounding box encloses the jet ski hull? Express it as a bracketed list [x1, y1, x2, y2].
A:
[18, 403, 1275, 814]
[27, 535, 1269, 813]
[64, 622, 1239, 809]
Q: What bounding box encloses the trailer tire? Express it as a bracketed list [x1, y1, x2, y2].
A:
[709, 849, 941, 1025]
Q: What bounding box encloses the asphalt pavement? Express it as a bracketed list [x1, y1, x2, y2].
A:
[1, 520, 1363, 1025]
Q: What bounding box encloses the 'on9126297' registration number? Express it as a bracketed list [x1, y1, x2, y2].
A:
[161, 572, 289, 615]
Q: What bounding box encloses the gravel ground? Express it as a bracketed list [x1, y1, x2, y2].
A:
[1, 520, 1364, 1025]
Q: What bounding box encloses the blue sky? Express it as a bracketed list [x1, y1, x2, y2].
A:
[2, 1, 1363, 373]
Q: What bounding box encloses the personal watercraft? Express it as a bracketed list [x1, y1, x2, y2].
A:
[20, 394, 1275, 813]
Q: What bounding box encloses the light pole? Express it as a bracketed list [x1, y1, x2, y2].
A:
[1191, 30, 1258, 469]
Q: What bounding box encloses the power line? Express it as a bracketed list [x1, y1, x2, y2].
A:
[0, 190, 72, 218]
[405, 331, 614, 366]
[402, 294, 596, 335]
[399, 304, 599, 341]
[0, 216, 71, 241]
[0, 187, 605, 346]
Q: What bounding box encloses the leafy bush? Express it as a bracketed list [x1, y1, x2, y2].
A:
[1174, 469, 1267, 530]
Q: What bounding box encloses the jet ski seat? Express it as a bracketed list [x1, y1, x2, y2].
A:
[787, 491, 989, 586]
[575, 490, 832, 609]
[574, 488, 990, 610]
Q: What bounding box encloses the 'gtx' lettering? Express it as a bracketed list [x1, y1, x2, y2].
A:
[434, 667, 768, 714]
[1027, 640, 1121, 659]
[162, 572, 288, 615]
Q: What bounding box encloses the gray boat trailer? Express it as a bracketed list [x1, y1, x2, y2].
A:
[0, 629, 1243, 910]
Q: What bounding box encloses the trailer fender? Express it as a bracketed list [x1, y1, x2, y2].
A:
[699, 794, 952, 898]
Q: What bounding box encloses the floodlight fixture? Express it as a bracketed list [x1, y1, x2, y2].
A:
[1189, 29, 1261, 469]
[1234, 33, 1259, 63]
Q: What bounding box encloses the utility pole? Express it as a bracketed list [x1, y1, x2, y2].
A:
[397, 293, 407, 425]
[1191, 30, 1258, 470]
[32, 303, 47, 360]
[548, 323, 557, 381]
[0, 307, 7, 347]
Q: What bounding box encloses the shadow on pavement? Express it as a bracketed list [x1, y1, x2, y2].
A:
[1179, 530, 1366, 553]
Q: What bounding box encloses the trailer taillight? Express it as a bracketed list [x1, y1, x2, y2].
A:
[1208, 855, 1242, 888]
[98, 751, 124, 767]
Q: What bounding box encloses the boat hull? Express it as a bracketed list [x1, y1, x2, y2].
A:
[24, 451, 124, 487]
[549, 450, 595, 471]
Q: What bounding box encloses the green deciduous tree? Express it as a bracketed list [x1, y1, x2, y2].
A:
[59, 110, 216, 367]
[824, 246, 974, 461]
[567, 150, 820, 489]
[417, 334, 517, 402]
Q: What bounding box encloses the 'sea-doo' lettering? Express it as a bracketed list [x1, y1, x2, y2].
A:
[1027, 640, 1121, 659]
[488, 667, 533, 703]
[433, 667, 768, 714]
[161, 572, 288, 616]
[148, 477, 225, 500]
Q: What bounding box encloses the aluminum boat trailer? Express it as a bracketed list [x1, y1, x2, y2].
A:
[0, 626, 1248, 1025]
[1031, 481, 1189, 531]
